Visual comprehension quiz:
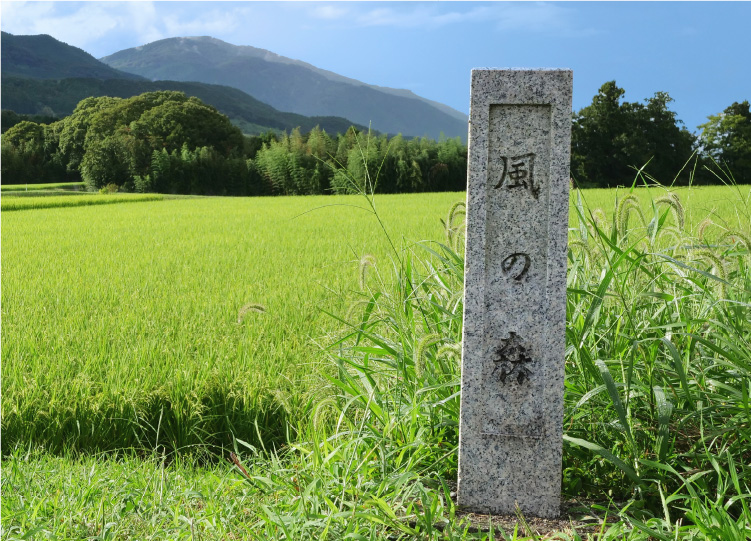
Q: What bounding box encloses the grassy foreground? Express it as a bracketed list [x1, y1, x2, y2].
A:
[2, 184, 750, 539]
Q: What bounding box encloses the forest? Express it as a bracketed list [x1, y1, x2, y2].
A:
[0, 91, 466, 195]
[2, 83, 750, 192]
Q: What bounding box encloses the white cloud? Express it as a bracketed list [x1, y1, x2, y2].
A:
[493, 3, 573, 33]
[162, 7, 247, 38]
[310, 5, 348, 20]
[0, 2, 272, 55]
[125, 2, 165, 45]
[1, 1, 57, 30]
[2, 2, 112, 47]
[1, 2, 166, 52]
[344, 2, 595, 37]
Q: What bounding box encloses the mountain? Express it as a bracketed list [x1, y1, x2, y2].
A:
[1, 76, 366, 136]
[1, 32, 365, 135]
[100, 36, 468, 140]
[1, 31, 145, 81]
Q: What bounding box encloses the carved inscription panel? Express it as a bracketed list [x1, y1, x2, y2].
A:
[481, 104, 552, 438]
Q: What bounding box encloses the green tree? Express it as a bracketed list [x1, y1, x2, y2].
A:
[2, 109, 58, 134]
[255, 136, 293, 194]
[699, 100, 751, 183]
[80, 135, 131, 188]
[626, 91, 696, 184]
[63, 91, 245, 191]
[572, 82, 631, 186]
[130, 97, 243, 156]
[572, 81, 696, 187]
[57, 96, 121, 174]
[3, 120, 44, 150]
[2, 120, 66, 183]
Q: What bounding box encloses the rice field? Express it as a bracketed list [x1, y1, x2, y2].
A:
[1, 192, 164, 211]
[1, 192, 463, 453]
[1, 181, 86, 191]
[2, 186, 749, 454]
[2, 184, 749, 539]
[577, 184, 751, 233]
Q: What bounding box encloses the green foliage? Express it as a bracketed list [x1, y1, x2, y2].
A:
[146, 145, 261, 195]
[699, 100, 751, 183]
[572, 82, 697, 187]
[260, 127, 468, 196]
[98, 183, 119, 194]
[73, 91, 246, 191]
[3, 120, 45, 151]
[1, 120, 67, 183]
[1, 109, 59, 133]
[3, 90, 465, 195]
[57, 95, 121, 174]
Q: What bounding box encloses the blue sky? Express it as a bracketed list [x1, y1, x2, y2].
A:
[2, 1, 749, 133]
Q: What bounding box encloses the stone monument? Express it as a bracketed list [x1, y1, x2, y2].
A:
[457, 69, 572, 518]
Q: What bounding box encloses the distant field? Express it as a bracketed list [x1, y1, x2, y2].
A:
[1, 186, 749, 454]
[1, 182, 86, 191]
[1, 192, 164, 211]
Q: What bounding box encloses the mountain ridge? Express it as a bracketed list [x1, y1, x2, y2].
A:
[1, 75, 367, 136]
[1, 32, 366, 136]
[106, 36, 467, 122]
[101, 36, 468, 140]
[1, 31, 145, 81]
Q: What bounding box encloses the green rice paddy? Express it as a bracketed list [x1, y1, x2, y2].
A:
[1, 192, 462, 453]
[2, 184, 749, 539]
[1, 181, 86, 191]
[1, 192, 163, 211]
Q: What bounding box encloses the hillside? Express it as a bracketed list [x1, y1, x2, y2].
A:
[1, 76, 365, 136]
[101, 36, 468, 140]
[1, 31, 145, 81]
[1, 32, 365, 136]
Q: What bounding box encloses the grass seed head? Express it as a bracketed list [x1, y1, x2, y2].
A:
[237, 303, 266, 323]
[414, 333, 444, 378]
[655, 193, 685, 231]
[359, 254, 377, 290]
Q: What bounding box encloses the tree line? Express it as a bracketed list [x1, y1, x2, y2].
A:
[2, 83, 750, 192]
[572, 82, 750, 186]
[0, 90, 467, 195]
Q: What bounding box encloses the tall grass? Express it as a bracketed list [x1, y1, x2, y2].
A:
[561, 184, 751, 537]
[222, 151, 749, 537]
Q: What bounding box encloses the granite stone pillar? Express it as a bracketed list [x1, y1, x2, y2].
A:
[457, 69, 572, 518]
